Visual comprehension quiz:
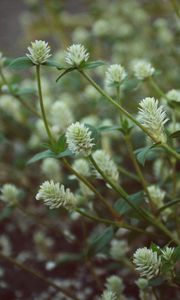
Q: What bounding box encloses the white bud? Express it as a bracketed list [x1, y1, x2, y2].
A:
[147, 185, 165, 208]
[110, 239, 129, 260]
[65, 44, 89, 66]
[100, 290, 116, 300]
[36, 180, 76, 210]
[138, 97, 168, 143]
[66, 122, 94, 156]
[105, 64, 127, 88]
[133, 247, 161, 279]
[132, 60, 155, 80]
[0, 184, 21, 206]
[166, 89, 180, 103]
[26, 40, 51, 64]
[51, 101, 74, 134]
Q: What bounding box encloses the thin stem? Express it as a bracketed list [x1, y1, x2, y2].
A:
[78, 69, 180, 160]
[36, 65, 55, 145]
[0, 251, 79, 300]
[118, 165, 140, 182]
[62, 158, 121, 220]
[170, 0, 180, 19]
[124, 134, 154, 210]
[0, 68, 40, 118]
[149, 77, 168, 100]
[158, 198, 180, 212]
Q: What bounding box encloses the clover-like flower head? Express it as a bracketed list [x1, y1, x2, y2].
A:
[26, 40, 51, 64]
[65, 44, 89, 66]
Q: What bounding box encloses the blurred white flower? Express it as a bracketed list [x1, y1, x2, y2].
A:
[132, 59, 155, 80]
[147, 185, 165, 208]
[161, 247, 175, 261]
[100, 290, 116, 300]
[51, 101, 74, 134]
[166, 89, 180, 103]
[0, 184, 20, 206]
[105, 64, 127, 88]
[110, 239, 129, 260]
[41, 158, 61, 181]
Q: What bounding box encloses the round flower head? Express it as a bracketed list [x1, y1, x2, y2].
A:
[105, 64, 127, 88]
[92, 150, 119, 183]
[72, 159, 91, 177]
[147, 185, 165, 208]
[50, 101, 74, 134]
[133, 247, 161, 279]
[105, 275, 125, 297]
[166, 89, 180, 103]
[110, 239, 129, 260]
[36, 180, 76, 210]
[132, 59, 155, 80]
[138, 97, 168, 143]
[65, 44, 89, 66]
[100, 290, 116, 300]
[0, 184, 20, 206]
[66, 122, 94, 156]
[26, 40, 51, 64]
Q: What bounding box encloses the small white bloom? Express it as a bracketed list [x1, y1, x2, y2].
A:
[166, 89, 180, 103]
[72, 159, 91, 177]
[105, 275, 125, 297]
[138, 97, 168, 143]
[161, 247, 175, 261]
[50, 101, 74, 134]
[133, 247, 161, 279]
[41, 158, 61, 181]
[0, 184, 20, 206]
[132, 59, 155, 80]
[100, 290, 116, 300]
[65, 44, 89, 66]
[92, 150, 119, 183]
[26, 40, 51, 64]
[66, 122, 94, 156]
[110, 239, 129, 260]
[105, 64, 127, 88]
[36, 180, 76, 210]
[147, 185, 165, 208]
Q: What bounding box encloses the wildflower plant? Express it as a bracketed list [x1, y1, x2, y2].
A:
[0, 1, 180, 299]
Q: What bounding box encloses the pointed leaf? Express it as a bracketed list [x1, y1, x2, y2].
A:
[82, 60, 106, 69]
[87, 226, 114, 256]
[28, 150, 55, 164]
[9, 57, 34, 70]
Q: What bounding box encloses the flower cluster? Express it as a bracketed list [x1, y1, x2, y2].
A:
[100, 290, 116, 300]
[138, 97, 168, 143]
[26, 40, 51, 64]
[65, 44, 89, 66]
[36, 180, 76, 210]
[66, 122, 94, 156]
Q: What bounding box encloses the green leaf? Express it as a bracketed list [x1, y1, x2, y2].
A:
[82, 60, 106, 69]
[150, 242, 162, 255]
[28, 150, 56, 164]
[172, 246, 180, 263]
[15, 88, 36, 96]
[134, 144, 160, 166]
[97, 125, 121, 132]
[87, 226, 114, 256]
[52, 134, 67, 153]
[56, 149, 74, 158]
[9, 56, 34, 70]
[114, 191, 144, 215]
[170, 130, 180, 139]
[148, 277, 165, 287]
[121, 78, 139, 92]
[0, 206, 14, 221]
[44, 59, 65, 69]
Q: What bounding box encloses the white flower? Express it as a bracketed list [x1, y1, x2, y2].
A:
[166, 89, 180, 103]
[133, 247, 161, 279]
[110, 240, 129, 260]
[26, 40, 51, 64]
[36, 180, 76, 210]
[41, 158, 61, 181]
[147, 185, 165, 208]
[132, 60, 155, 80]
[0, 95, 23, 122]
[65, 44, 89, 66]
[100, 290, 116, 300]
[66, 122, 94, 156]
[0, 184, 20, 206]
[138, 97, 168, 143]
[105, 275, 125, 297]
[72, 159, 91, 177]
[105, 64, 127, 88]
[161, 247, 175, 261]
[92, 150, 119, 183]
[50, 101, 74, 134]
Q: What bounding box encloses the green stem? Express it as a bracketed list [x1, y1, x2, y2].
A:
[0, 251, 78, 300]
[149, 77, 168, 100]
[36, 65, 55, 145]
[158, 198, 180, 212]
[62, 158, 120, 220]
[0, 68, 40, 118]
[78, 69, 180, 160]
[124, 134, 154, 210]
[118, 165, 140, 182]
